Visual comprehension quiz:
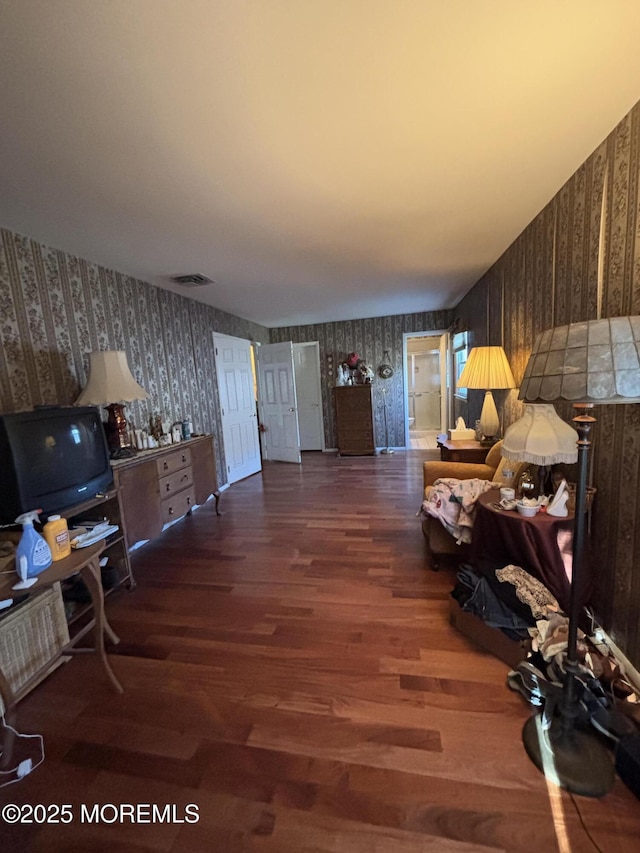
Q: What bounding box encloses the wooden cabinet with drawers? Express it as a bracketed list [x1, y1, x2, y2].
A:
[112, 435, 219, 549]
[334, 385, 375, 456]
[157, 445, 196, 524]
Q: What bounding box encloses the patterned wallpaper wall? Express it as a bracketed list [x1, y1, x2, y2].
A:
[271, 311, 452, 449]
[0, 228, 270, 486]
[455, 103, 640, 667]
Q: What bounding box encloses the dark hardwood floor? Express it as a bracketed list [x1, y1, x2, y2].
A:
[2, 451, 639, 852]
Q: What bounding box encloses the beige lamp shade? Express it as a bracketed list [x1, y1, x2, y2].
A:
[502, 403, 578, 466]
[457, 346, 516, 440]
[456, 346, 516, 391]
[75, 351, 149, 405]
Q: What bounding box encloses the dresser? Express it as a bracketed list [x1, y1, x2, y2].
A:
[334, 385, 375, 455]
[112, 435, 219, 548]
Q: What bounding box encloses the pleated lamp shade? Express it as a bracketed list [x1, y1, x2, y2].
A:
[457, 346, 516, 391]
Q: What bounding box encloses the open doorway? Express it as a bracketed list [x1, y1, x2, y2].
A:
[403, 332, 449, 449]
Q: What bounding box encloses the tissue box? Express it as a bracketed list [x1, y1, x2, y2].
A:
[448, 428, 476, 440]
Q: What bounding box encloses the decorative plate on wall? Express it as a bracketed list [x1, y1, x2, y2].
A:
[378, 350, 394, 379]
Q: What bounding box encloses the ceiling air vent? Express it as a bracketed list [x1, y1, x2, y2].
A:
[171, 273, 214, 287]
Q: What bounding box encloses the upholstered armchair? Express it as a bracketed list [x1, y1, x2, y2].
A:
[421, 441, 525, 571]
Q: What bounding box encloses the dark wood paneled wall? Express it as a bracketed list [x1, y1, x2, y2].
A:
[455, 105, 640, 668]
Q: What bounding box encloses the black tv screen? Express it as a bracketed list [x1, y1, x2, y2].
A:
[0, 406, 113, 524]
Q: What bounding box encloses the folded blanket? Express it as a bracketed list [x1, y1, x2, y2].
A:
[421, 477, 499, 544]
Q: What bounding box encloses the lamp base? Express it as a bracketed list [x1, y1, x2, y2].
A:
[105, 402, 136, 458]
[479, 391, 501, 444]
[479, 436, 498, 447]
[522, 714, 615, 797]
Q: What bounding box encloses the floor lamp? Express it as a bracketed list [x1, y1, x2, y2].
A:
[380, 385, 393, 454]
[516, 316, 640, 797]
[377, 353, 395, 454]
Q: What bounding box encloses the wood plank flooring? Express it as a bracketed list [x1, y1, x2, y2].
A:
[2, 451, 639, 852]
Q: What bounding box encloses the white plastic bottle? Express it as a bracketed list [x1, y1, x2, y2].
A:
[501, 466, 515, 488]
[15, 510, 53, 578]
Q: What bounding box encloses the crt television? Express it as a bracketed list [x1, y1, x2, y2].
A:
[0, 406, 113, 524]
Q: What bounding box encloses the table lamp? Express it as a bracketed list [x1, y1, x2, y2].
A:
[75, 350, 150, 459]
[517, 315, 640, 797]
[501, 403, 578, 495]
[456, 346, 516, 443]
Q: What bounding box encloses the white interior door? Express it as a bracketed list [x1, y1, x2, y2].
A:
[213, 333, 262, 483]
[293, 342, 324, 451]
[257, 342, 301, 463]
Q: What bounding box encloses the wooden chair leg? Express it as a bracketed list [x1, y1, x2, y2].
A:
[422, 539, 440, 572]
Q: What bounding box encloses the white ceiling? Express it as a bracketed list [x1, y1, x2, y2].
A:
[2, 1, 640, 328]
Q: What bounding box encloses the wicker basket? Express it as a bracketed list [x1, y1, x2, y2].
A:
[0, 582, 69, 712]
[566, 483, 597, 513]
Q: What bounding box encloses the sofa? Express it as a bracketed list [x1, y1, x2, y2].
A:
[421, 441, 526, 571]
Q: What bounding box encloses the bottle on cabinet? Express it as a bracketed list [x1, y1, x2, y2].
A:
[43, 514, 71, 561]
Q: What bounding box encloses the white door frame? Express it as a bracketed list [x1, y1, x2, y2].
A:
[403, 330, 450, 446]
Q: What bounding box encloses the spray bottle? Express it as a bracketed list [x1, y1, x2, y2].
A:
[15, 510, 53, 580]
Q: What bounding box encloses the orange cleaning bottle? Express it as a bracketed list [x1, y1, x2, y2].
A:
[43, 514, 71, 561]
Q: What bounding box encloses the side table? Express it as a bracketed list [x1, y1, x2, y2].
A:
[0, 541, 123, 768]
[436, 436, 488, 464]
[470, 490, 585, 614]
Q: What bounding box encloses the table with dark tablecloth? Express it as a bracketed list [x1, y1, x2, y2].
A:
[470, 490, 590, 614]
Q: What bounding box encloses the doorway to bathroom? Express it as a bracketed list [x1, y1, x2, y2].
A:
[403, 332, 449, 449]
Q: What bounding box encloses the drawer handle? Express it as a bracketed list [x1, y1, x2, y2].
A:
[163, 461, 169, 470]
[181, 474, 189, 482]
[187, 496, 192, 505]
[182, 455, 187, 463]
[166, 483, 171, 492]
[168, 506, 174, 515]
